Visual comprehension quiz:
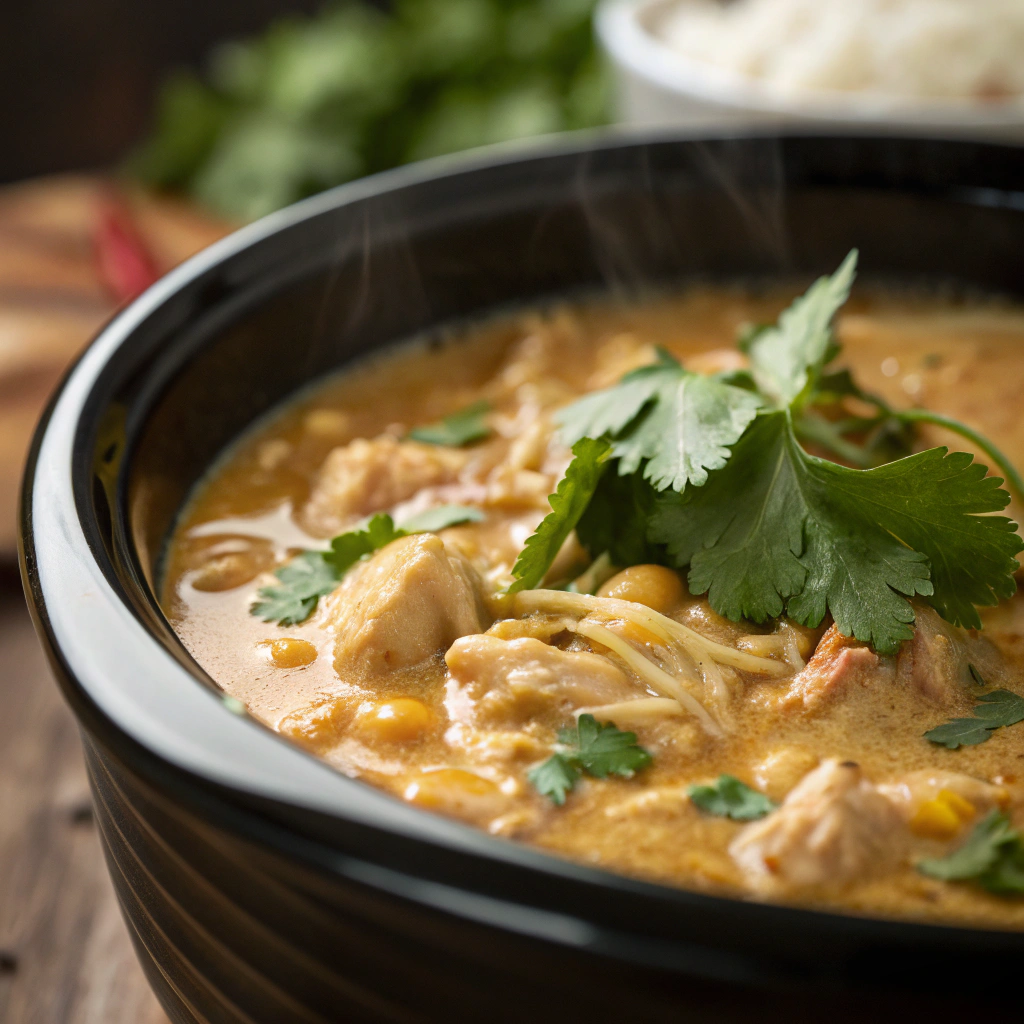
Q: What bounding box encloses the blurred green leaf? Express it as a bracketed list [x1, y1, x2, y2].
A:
[130, 73, 230, 188]
[193, 113, 361, 222]
[131, 0, 610, 220]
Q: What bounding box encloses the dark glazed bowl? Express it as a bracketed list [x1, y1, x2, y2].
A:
[20, 133, 1024, 1023]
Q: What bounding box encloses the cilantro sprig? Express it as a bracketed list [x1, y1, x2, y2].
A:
[650, 415, 1020, 653]
[409, 400, 491, 447]
[249, 550, 340, 627]
[557, 349, 761, 491]
[918, 811, 1024, 895]
[528, 714, 652, 805]
[687, 775, 776, 821]
[924, 689, 1024, 749]
[251, 505, 484, 625]
[513, 250, 1023, 653]
[509, 438, 610, 592]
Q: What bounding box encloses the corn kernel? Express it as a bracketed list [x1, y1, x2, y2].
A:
[909, 789, 976, 840]
[936, 788, 976, 822]
[403, 768, 504, 821]
[259, 638, 318, 668]
[355, 699, 435, 744]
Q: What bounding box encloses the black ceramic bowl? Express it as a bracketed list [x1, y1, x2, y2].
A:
[20, 133, 1024, 1023]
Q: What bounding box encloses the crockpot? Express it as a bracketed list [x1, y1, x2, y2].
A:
[20, 132, 1024, 1023]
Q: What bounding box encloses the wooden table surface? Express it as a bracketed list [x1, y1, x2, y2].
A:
[0, 567, 170, 1023]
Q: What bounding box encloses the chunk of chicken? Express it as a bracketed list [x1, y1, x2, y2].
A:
[781, 624, 884, 712]
[444, 634, 637, 728]
[880, 769, 1010, 820]
[729, 760, 906, 892]
[303, 435, 468, 537]
[896, 602, 1008, 706]
[325, 534, 488, 681]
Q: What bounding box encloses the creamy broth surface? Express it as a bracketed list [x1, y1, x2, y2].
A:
[163, 284, 1024, 927]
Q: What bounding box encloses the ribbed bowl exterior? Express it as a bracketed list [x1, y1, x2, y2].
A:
[83, 735, 745, 1024]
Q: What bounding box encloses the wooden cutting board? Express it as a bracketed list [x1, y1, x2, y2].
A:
[0, 175, 234, 558]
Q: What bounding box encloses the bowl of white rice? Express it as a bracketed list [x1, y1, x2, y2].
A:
[598, 0, 1024, 139]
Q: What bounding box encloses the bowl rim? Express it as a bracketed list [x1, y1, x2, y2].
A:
[20, 129, 1024, 968]
[597, 0, 1024, 126]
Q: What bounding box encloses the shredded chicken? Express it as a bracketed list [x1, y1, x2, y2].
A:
[880, 769, 1011, 819]
[730, 760, 907, 892]
[896, 602, 1008, 705]
[780, 624, 886, 712]
[303, 435, 468, 536]
[444, 634, 637, 727]
[325, 534, 489, 681]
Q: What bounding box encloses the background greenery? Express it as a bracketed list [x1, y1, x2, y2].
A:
[133, 0, 610, 221]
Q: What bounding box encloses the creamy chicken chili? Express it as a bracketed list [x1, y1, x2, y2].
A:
[163, 261, 1024, 927]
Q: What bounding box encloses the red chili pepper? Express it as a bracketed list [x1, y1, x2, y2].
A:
[93, 188, 160, 304]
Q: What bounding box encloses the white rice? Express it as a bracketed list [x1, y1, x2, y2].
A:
[656, 0, 1024, 101]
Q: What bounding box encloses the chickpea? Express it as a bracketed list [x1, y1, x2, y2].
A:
[355, 699, 435, 744]
[753, 748, 819, 801]
[259, 637, 318, 668]
[597, 564, 684, 613]
[304, 408, 351, 439]
[403, 768, 504, 821]
[191, 552, 264, 592]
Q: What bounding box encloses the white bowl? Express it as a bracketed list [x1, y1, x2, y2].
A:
[597, 0, 1024, 142]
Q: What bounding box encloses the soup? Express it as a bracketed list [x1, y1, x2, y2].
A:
[162, 271, 1024, 928]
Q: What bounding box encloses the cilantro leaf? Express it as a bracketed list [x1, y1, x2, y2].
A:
[924, 688, 1024, 749]
[527, 754, 579, 806]
[576, 461, 663, 567]
[409, 400, 491, 446]
[325, 512, 408, 575]
[250, 550, 339, 626]
[973, 688, 1024, 727]
[556, 348, 761, 492]
[688, 775, 776, 821]
[529, 714, 652, 804]
[747, 250, 858, 407]
[650, 411, 1022, 654]
[922, 718, 997, 750]
[918, 811, 1024, 895]
[566, 714, 653, 779]
[398, 504, 485, 533]
[508, 437, 611, 592]
[251, 508, 485, 626]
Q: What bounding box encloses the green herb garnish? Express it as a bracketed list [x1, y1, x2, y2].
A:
[393, 504, 485, 534]
[515, 250, 1023, 654]
[250, 550, 339, 627]
[251, 505, 484, 625]
[687, 775, 776, 821]
[651, 419, 1018, 654]
[132, 1, 611, 223]
[918, 811, 1024, 895]
[924, 689, 1024, 749]
[409, 400, 492, 447]
[528, 714, 652, 805]
[509, 437, 610, 592]
[557, 348, 761, 491]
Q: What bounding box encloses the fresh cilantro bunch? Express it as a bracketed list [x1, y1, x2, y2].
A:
[918, 811, 1024, 895]
[529, 714, 652, 804]
[512, 250, 1024, 655]
[251, 505, 482, 625]
[132, 0, 610, 222]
